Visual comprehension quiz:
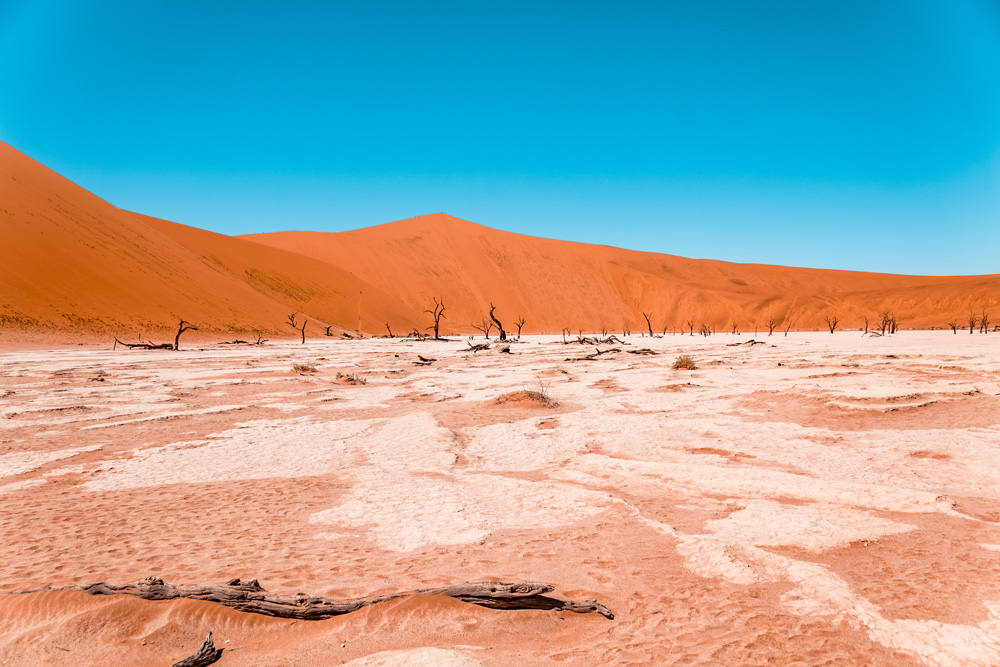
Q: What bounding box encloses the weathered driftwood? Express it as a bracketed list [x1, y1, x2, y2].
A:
[565, 347, 621, 362]
[466, 342, 491, 352]
[171, 632, 222, 667]
[113, 337, 174, 351]
[626, 348, 657, 355]
[23, 577, 613, 620]
[414, 355, 437, 366]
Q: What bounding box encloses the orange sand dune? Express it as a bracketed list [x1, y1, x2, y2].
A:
[4, 140, 997, 341]
[243, 214, 1000, 334]
[0, 142, 417, 341]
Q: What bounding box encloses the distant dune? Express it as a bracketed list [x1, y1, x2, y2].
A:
[0, 142, 417, 341]
[243, 215, 1000, 334]
[2, 140, 997, 341]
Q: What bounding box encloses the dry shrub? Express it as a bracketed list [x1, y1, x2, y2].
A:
[672, 354, 697, 370]
[494, 389, 558, 408]
[336, 372, 367, 385]
[293, 363, 318, 374]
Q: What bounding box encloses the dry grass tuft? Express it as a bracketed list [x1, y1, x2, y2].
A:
[336, 372, 367, 385]
[292, 363, 318, 374]
[672, 354, 697, 370]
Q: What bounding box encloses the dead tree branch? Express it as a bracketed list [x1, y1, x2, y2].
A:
[113, 337, 174, 351]
[21, 577, 613, 620]
[171, 632, 223, 667]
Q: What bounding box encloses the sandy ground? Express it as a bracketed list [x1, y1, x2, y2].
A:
[1, 331, 999, 666]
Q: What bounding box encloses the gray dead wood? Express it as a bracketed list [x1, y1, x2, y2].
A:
[171, 632, 222, 667]
[626, 348, 657, 355]
[566, 347, 621, 362]
[726, 339, 766, 347]
[113, 337, 173, 350]
[414, 355, 436, 366]
[20, 577, 613, 620]
[466, 342, 491, 352]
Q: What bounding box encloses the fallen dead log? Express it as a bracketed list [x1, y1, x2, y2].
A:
[466, 342, 491, 352]
[113, 338, 174, 351]
[171, 632, 222, 667]
[726, 339, 766, 347]
[17, 578, 613, 620]
[626, 348, 657, 355]
[565, 347, 621, 362]
[414, 355, 436, 366]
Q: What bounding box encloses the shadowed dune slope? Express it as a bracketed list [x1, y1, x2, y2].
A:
[242, 214, 1000, 334]
[0, 142, 417, 338]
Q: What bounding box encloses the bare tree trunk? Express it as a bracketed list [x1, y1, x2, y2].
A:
[173, 320, 197, 350]
[424, 297, 446, 339]
[642, 312, 654, 337]
[489, 303, 507, 341]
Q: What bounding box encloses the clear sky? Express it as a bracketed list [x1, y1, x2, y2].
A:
[2, 0, 999, 275]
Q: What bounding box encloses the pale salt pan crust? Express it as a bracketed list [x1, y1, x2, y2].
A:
[2, 333, 1000, 666]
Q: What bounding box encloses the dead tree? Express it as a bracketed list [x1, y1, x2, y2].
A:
[489, 303, 507, 341]
[562, 328, 572, 343]
[171, 632, 222, 667]
[824, 315, 839, 334]
[864, 316, 869, 335]
[784, 318, 793, 336]
[878, 311, 892, 335]
[642, 312, 655, 338]
[287, 313, 308, 343]
[969, 312, 980, 335]
[515, 316, 526, 339]
[425, 297, 446, 340]
[981, 310, 990, 334]
[730, 321, 739, 335]
[765, 316, 777, 336]
[699, 324, 711, 337]
[22, 577, 613, 621]
[685, 320, 695, 336]
[173, 320, 197, 350]
[385, 323, 394, 338]
[324, 325, 335, 337]
[946, 319, 959, 334]
[472, 318, 493, 339]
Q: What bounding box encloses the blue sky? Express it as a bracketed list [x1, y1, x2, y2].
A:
[2, 0, 999, 275]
